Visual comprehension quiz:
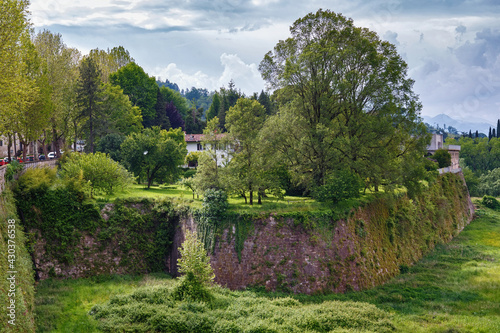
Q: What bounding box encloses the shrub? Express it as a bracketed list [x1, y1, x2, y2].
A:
[312, 169, 363, 205]
[59, 152, 134, 197]
[432, 149, 452, 168]
[202, 188, 229, 221]
[4, 159, 24, 181]
[177, 229, 215, 287]
[482, 195, 500, 209]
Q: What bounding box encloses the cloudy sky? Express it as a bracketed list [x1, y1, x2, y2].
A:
[29, 0, 500, 124]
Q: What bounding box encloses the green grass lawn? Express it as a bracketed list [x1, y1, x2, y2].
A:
[95, 183, 330, 213]
[35, 202, 500, 332]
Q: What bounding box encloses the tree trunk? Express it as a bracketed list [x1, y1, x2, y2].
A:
[7, 134, 12, 162]
[13, 133, 17, 157]
[249, 190, 253, 205]
[258, 192, 262, 205]
[34, 141, 38, 161]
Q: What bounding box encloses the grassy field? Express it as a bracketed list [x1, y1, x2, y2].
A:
[95, 183, 329, 213]
[34, 201, 500, 332]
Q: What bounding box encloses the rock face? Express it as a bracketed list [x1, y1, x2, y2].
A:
[30, 172, 474, 294]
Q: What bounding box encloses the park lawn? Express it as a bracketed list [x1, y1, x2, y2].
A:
[95, 183, 332, 213]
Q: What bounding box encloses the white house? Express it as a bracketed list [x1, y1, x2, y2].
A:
[184, 133, 232, 167]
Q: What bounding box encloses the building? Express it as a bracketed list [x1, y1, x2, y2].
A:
[427, 134, 461, 172]
[184, 133, 232, 167]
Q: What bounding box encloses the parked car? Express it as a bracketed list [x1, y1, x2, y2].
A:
[39, 154, 46, 160]
[26, 156, 34, 162]
[48, 152, 56, 159]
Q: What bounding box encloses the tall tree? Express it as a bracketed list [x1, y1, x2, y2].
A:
[497, 119, 500, 138]
[88, 46, 133, 83]
[259, 9, 428, 190]
[76, 57, 102, 153]
[165, 101, 185, 130]
[110, 62, 157, 127]
[218, 80, 242, 129]
[207, 92, 221, 121]
[225, 98, 266, 205]
[34, 30, 81, 156]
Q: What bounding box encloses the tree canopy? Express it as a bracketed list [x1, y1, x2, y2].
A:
[259, 9, 429, 191]
[121, 127, 187, 188]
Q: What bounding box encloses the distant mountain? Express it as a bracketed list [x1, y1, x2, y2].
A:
[422, 114, 494, 135]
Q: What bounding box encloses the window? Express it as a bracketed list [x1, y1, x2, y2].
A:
[197, 143, 204, 151]
[0, 140, 3, 146]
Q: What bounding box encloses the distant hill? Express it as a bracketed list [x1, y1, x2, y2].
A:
[423, 114, 494, 135]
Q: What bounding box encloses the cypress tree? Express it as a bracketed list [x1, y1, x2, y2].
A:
[489, 127, 492, 140]
[497, 119, 500, 138]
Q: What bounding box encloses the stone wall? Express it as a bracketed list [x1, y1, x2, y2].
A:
[25, 172, 475, 294]
[0, 160, 57, 194]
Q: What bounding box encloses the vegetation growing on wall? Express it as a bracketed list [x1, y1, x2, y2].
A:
[14, 168, 180, 275]
[14, 167, 102, 264]
[0, 189, 35, 332]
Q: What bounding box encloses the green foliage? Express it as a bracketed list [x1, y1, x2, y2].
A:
[110, 62, 158, 126]
[90, 284, 395, 332]
[202, 188, 229, 221]
[121, 127, 188, 188]
[432, 148, 452, 168]
[4, 159, 24, 181]
[259, 9, 429, 191]
[481, 195, 500, 209]
[0, 189, 36, 333]
[96, 133, 126, 162]
[312, 169, 363, 205]
[14, 168, 103, 264]
[59, 152, 134, 197]
[177, 229, 215, 289]
[477, 168, 500, 197]
[100, 198, 178, 273]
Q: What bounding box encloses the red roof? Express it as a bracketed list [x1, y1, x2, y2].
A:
[184, 133, 226, 142]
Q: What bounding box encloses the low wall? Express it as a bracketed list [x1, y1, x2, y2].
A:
[0, 160, 57, 194]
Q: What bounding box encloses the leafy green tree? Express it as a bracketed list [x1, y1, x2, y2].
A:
[152, 87, 171, 129]
[177, 229, 215, 285]
[110, 62, 158, 127]
[0, 0, 32, 158]
[259, 9, 428, 191]
[60, 152, 134, 197]
[225, 98, 266, 205]
[185, 107, 205, 134]
[312, 169, 363, 205]
[76, 57, 103, 153]
[174, 229, 215, 302]
[218, 80, 243, 129]
[88, 46, 133, 82]
[96, 133, 126, 162]
[192, 117, 229, 192]
[206, 92, 220, 121]
[159, 86, 190, 117]
[33, 30, 81, 157]
[432, 149, 452, 168]
[478, 168, 500, 197]
[99, 83, 143, 136]
[121, 127, 187, 188]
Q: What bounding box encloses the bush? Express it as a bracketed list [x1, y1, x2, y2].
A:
[312, 169, 363, 205]
[4, 159, 24, 181]
[433, 149, 452, 168]
[177, 230, 215, 287]
[59, 152, 134, 197]
[202, 188, 229, 221]
[482, 195, 500, 209]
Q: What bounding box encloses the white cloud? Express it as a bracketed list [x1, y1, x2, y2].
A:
[153, 53, 265, 94]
